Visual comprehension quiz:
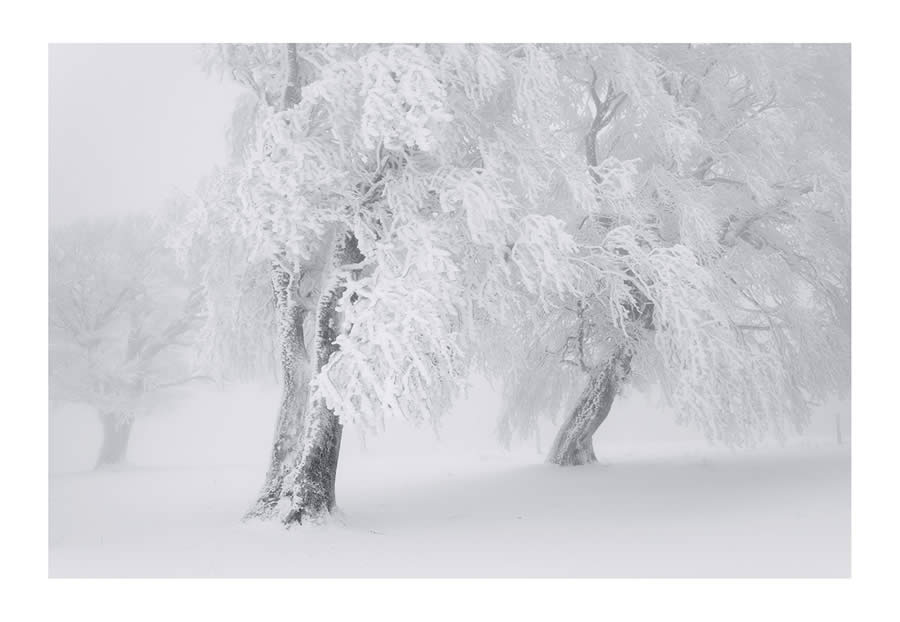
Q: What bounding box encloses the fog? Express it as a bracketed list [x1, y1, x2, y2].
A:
[48, 43, 851, 578]
[49, 44, 241, 225]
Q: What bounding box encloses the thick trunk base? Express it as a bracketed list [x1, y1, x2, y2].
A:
[281, 405, 343, 525]
[547, 350, 630, 467]
[245, 268, 309, 521]
[264, 232, 361, 526]
[95, 413, 133, 469]
[550, 436, 599, 467]
[245, 365, 308, 521]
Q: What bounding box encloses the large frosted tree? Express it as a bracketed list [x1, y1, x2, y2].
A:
[194, 43, 849, 527]
[201, 44, 584, 524]
[496, 44, 850, 464]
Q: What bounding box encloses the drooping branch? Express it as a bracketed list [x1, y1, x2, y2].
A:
[125, 287, 204, 370]
[715, 177, 816, 248]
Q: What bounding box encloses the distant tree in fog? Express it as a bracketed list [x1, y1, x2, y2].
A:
[49, 212, 205, 468]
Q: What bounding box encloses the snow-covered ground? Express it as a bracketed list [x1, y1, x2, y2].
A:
[49, 382, 850, 577]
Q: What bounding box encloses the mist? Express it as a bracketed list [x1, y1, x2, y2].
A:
[49, 44, 241, 225]
[48, 43, 851, 578]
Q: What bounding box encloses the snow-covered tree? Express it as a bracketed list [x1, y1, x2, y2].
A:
[203, 43, 585, 523]
[195, 43, 849, 526]
[196, 43, 325, 520]
[170, 173, 278, 385]
[497, 44, 850, 464]
[49, 212, 205, 468]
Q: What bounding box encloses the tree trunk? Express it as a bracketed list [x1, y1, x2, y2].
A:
[282, 232, 363, 525]
[547, 348, 632, 466]
[245, 266, 310, 520]
[95, 412, 133, 469]
[245, 43, 311, 520]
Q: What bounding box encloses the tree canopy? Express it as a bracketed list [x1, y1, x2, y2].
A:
[186, 43, 850, 519]
[49, 212, 204, 418]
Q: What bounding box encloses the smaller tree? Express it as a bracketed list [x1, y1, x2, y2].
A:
[496, 44, 850, 463]
[49, 212, 204, 468]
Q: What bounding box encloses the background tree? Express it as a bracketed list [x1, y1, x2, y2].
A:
[49, 212, 205, 468]
[497, 44, 850, 465]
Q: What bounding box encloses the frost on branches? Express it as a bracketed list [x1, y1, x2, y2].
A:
[49, 212, 205, 468]
[496, 44, 850, 464]
[194, 43, 850, 523]
[199, 44, 586, 523]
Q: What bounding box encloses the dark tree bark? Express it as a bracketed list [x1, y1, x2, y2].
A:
[546, 249, 653, 466]
[545, 64, 644, 467]
[95, 412, 134, 469]
[281, 43, 303, 110]
[282, 232, 364, 525]
[245, 266, 310, 520]
[547, 348, 632, 466]
[245, 42, 314, 520]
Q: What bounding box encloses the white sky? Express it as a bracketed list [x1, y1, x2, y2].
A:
[49, 44, 243, 225]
